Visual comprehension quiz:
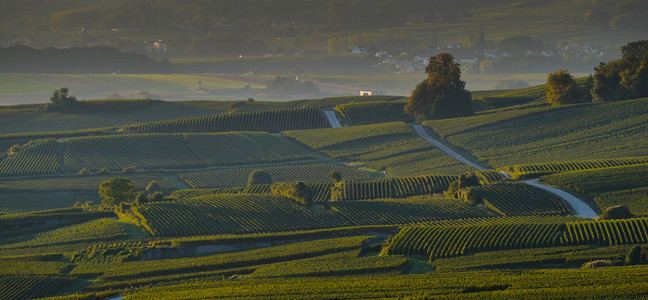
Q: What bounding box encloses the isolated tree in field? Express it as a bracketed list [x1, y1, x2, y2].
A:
[247, 170, 273, 186]
[328, 171, 342, 183]
[546, 70, 580, 105]
[404, 53, 473, 122]
[50, 87, 78, 106]
[99, 177, 137, 207]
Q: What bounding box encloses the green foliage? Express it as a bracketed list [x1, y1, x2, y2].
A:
[247, 170, 273, 186]
[591, 40, 648, 102]
[179, 163, 370, 189]
[404, 53, 473, 122]
[49, 88, 78, 106]
[99, 177, 136, 207]
[334, 101, 414, 126]
[328, 170, 342, 183]
[599, 205, 634, 220]
[545, 70, 583, 105]
[121, 108, 329, 134]
[132, 194, 489, 236]
[271, 182, 313, 205]
[594, 187, 648, 217]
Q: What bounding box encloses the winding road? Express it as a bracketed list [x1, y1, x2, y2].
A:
[412, 125, 599, 218]
[324, 111, 342, 128]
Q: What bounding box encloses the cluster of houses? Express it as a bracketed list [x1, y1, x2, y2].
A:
[351, 42, 611, 74]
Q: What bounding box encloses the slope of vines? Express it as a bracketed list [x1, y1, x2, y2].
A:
[471, 182, 570, 216]
[334, 102, 414, 126]
[133, 194, 490, 236]
[121, 107, 329, 133]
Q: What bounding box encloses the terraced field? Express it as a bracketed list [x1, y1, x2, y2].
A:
[133, 194, 491, 236]
[284, 122, 475, 176]
[425, 98, 648, 167]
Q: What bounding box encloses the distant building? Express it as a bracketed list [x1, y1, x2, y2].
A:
[360, 90, 386, 96]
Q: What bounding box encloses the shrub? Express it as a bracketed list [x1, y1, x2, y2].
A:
[248, 170, 273, 186]
[8, 144, 21, 155]
[271, 181, 313, 206]
[328, 171, 342, 183]
[78, 168, 90, 175]
[582, 259, 613, 269]
[599, 205, 634, 220]
[96, 168, 110, 175]
[122, 167, 136, 173]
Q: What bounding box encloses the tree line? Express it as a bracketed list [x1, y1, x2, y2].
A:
[0, 45, 169, 74]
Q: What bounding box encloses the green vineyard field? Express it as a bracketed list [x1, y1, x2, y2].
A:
[284, 122, 475, 176]
[172, 182, 334, 202]
[424, 98, 648, 167]
[0, 139, 60, 176]
[133, 194, 490, 236]
[334, 101, 414, 126]
[0, 192, 99, 214]
[540, 163, 648, 194]
[470, 182, 570, 216]
[386, 223, 565, 259]
[387, 217, 648, 260]
[505, 157, 648, 179]
[0, 275, 72, 300]
[0, 132, 314, 176]
[179, 163, 371, 188]
[332, 174, 459, 201]
[121, 107, 329, 133]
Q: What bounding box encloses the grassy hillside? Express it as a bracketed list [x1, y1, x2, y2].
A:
[425, 98, 648, 167]
[284, 122, 476, 176]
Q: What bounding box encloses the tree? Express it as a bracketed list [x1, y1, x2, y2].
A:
[50, 88, 78, 106]
[248, 170, 273, 186]
[591, 40, 648, 102]
[328, 171, 342, 183]
[546, 70, 581, 105]
[99, 177, 136, 207]
[404, 53, 473, 122]
[599, 205, 634, 220]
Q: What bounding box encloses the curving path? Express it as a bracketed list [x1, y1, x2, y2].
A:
[412, 125, 486, 171]
[323, 111, 342, 128]
[523, 179, 599, 218]
[413, 124, 599, 218]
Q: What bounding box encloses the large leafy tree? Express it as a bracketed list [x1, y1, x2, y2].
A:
[591, 40, 648, 102]
[546, 70, 581, 105]
[404, 53, 473, 122]
[99, 177, 137, 207]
